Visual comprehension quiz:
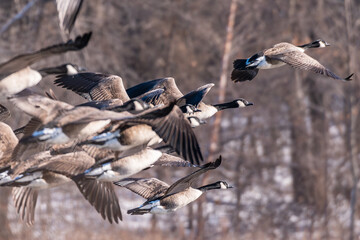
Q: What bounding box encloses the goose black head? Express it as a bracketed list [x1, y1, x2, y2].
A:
[235, 98, 254, 107]
[298, 39, 330, 49]
[311, 39, 330, 48]
[218, 181, 233, 189]
[38, 63, 86, 76]
[66, 63, 87, 74]
[199, 181, 233, 191]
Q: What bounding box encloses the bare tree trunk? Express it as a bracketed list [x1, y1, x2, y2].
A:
[207, 0, 237, 161]
[344, 0, 359, 239]
[288, 71, 313, 205]
[195, 2, 237, 239]
[232, 133, 247, 232]
[0, 0, 40, 36]
[307, 76, 329, 238]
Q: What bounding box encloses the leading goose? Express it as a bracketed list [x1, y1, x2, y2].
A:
[116, 156, 232, 215]
[231, 39, 353, 82]
[0, 32, 91, 97]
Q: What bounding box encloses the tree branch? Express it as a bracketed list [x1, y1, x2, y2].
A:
[0, 0, 40, 36]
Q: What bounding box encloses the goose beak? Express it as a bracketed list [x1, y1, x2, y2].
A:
[246, 102, 254, 106]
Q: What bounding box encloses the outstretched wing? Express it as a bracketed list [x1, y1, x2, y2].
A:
[0, 32, 91, 76]
[131, 103, 203, 165]
[177, 83, 214, 107]
[231, 68, 259, 82]
[271, 51, 351, 81]
[75, 178, 122, 223]
[163, 156, 222, 197]
[54, 72, 130, 101]
[12, 187, 38, 226]
[115, 177, 170, 200]
[126, 78, 169, 99]
[56, 0, 84, 34]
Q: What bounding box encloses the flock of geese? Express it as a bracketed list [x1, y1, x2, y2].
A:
[0, 32, 250, 225]
[0, 0, 353, 227]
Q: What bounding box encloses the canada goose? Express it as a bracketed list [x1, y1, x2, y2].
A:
[9, 93, 126, 164]
[12, 94, 203, 164]
[2, 151, 122, 225]
[13, 93, 121, 137]
[56, 0, 84, 34]
[0, 32, 91, 97]
[131, 78, 253, 121]
[231, 39, 353, 82]
[54, 73, 169, 102]
[54, 75, 233, 119]
[14, 99, 147, 136]
[116, 156, 232, 215]
[38, 63, 85, 76]
[78, 147, 195, 182]
[54, 72, 130, 102]
[189, 98, 254, 121]
[78, 102, 203, 164]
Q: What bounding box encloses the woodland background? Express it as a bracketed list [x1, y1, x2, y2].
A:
[0, 0, 359, 239]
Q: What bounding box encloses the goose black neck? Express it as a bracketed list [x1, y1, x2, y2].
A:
[38, 65, 68, 77]
[198, 182, 222, 192]
[213, 101, 238, 111]
[298, 41, 320, 49]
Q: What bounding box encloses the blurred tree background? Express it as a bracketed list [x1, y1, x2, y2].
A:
[0, 0, 359, 239]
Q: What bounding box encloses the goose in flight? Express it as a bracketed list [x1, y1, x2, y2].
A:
[116, 156, 232, 215]
[11, 94, 203, 165]
[0, 32, 91, 97]
[1, 150, 122, 225]
[231, 39, 353, 82]
[133, 78, 253, 121]
[79, 146, 196, 183]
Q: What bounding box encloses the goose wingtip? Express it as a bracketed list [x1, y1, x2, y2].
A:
[344, 73, 354, 81]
